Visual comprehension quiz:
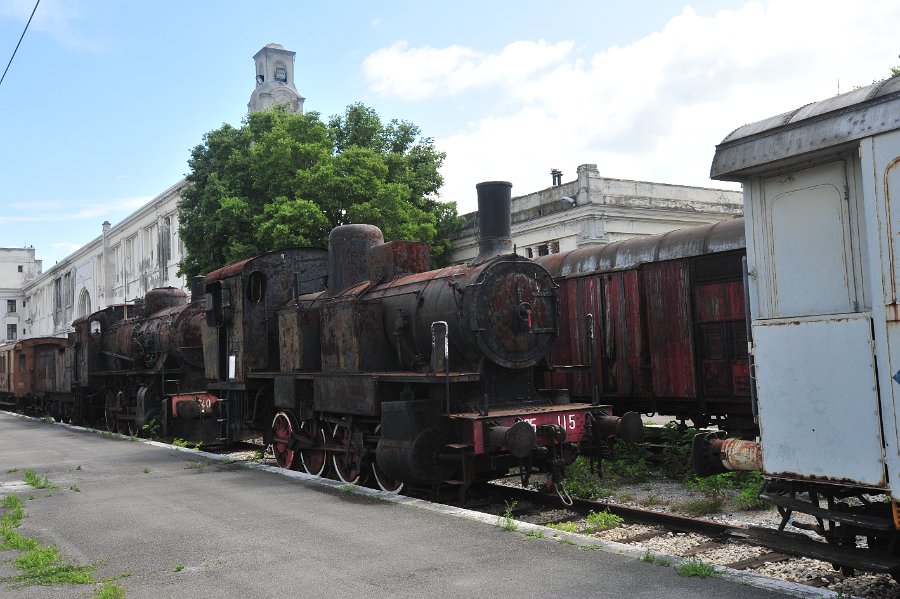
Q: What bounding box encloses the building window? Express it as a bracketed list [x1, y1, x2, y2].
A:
[114, 244, 123, 283]
[275, 66, 287, 82]
[537, 244, 549, 257]
[526, 248, 534, 258]
[17, 265, 23, 273]
[550, 241, 560, 254]
[6, 300, 15, 313]
[7, 324, 16, 340]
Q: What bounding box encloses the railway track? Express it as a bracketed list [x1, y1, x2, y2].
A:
[440, 483, 890, 596]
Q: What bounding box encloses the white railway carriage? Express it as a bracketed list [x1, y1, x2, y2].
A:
[695, 76, 900, 575]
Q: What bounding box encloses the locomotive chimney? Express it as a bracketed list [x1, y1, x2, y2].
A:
[475, 181, 513, 262]
[190, 276, 205, 303]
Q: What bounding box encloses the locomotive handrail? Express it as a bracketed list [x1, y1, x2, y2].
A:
[430, 321, 450, 415]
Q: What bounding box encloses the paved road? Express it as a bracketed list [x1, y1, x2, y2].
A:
[0, 412, 807, 598]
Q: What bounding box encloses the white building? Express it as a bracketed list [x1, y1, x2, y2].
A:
[20, 43, 307, 339]
[448, 164, 743, 263]
[23, 181, 187, 338]
[0, 248, 42, 342]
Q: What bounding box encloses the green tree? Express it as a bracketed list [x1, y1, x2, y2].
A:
[178, 104, 460, 278]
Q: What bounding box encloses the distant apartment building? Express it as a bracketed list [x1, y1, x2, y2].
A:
[0, 247, 42, 342]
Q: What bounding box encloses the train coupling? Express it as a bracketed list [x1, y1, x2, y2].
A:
[547, 462, 573, 507]
[592, 411, 643, 444]
[692, 431, 762, 476]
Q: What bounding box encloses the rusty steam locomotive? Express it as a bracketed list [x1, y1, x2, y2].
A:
[2, 181, 641, 498]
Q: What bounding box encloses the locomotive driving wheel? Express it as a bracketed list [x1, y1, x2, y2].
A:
[271, 411, 299, 470]
[371, 426, 404, 493]
[331, 423, 366, 485]
[298, 421, 328, 476]
[104, 389, 118, 432]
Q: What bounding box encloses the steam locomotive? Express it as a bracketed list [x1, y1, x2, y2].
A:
[217, 181, 639, 496]
[4, 181, 640, 498]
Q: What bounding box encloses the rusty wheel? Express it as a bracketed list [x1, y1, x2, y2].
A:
[104, 390, 117, 432]
[331, 424, 366, 484]
[298, 421, 327, 476]
[271, 411, 299, 470]
[370, 426, 404, 493]
[371, 462, 404, 493]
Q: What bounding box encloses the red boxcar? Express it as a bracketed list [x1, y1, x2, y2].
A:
[0, 336, 72, 418]
[538, 218, 753, 434]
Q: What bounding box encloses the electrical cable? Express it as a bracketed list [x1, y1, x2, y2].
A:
[0, 0, 41, 89]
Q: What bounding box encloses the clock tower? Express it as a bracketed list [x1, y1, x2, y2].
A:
[248, 43, 305, 114]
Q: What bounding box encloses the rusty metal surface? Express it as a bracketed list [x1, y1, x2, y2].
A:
[644, 259, 696, 398]
[711, 77, 900, 180]
[538, 218, 745, 279]
[203, 248, 328, 380]
[327, 224, 383, 293]
[143, 287, 188, 315]
[0, 337, 70, 399]
[367, 240, 430, 283]
[720, 438, 762, 471]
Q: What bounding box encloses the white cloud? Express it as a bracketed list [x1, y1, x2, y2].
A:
[0, 0, 102, 52]
[363, 40, 574, 100]
[0, 196, 153, 224]
[366, 0, 900, 212]
[50, 241, 81, 253]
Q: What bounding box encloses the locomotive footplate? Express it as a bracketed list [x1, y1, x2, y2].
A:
[452, 404, 612, 456]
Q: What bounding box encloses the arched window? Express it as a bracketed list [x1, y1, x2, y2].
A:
[78, 289, 91, 318]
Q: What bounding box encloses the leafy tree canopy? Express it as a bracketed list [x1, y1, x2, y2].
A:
[178, 103, 460, 278]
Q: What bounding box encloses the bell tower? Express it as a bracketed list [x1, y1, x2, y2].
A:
[248, 43, 305, 114]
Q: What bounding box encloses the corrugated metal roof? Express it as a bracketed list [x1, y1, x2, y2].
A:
[711, 77, 900, 180]
[538, 218, 745, 279]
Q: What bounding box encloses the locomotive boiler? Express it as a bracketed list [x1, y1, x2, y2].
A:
[73, 287, 205, 436]
[270, 181, 640, 497]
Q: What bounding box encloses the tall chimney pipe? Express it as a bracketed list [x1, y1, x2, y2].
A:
[475, 181, 513, 262]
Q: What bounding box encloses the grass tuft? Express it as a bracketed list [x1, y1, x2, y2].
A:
[560, 457, 614, 500]
[675, 559, 720, 578]
[22, 470, 58, 490]
[94, 582, 126, 598]
[641, 550, 671, 567]
[546, 521, 578, 534]
[496, 500, 518, 532]
[0, 491, 98, 588]
[585, 509, 623, 532]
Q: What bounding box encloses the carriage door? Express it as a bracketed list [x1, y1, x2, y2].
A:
[751, 158, 885, 487]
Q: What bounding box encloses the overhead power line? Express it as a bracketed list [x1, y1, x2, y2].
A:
[0, 0, 41, 90]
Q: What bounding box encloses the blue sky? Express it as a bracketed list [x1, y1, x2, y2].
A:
[1, 0, 897, 266]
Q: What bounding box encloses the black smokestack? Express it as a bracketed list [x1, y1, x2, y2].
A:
[475, 181, 513, 262]
[191, 276, 205, 303]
